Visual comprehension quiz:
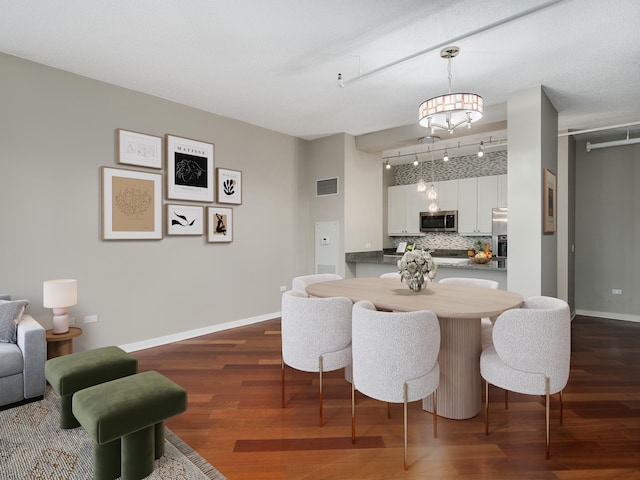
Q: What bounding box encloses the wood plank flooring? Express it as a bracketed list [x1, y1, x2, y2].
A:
[133, 315, 640, 479]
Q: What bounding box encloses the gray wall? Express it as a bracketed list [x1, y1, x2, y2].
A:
[0, 53, 308, 351]
[575, 138, 640, 321]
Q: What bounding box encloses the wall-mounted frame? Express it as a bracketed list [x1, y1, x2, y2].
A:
[543, 167, 557, 234]
[216, 168, 242, 204]
[166, 204, 204, 236]
[166, 134, 214, 202]
[117, 129, 162, 169]
[207, 207, 233, 243]
[102, 167, 162, 240]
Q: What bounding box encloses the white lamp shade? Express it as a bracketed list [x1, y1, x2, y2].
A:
[43, 279, 78, 308]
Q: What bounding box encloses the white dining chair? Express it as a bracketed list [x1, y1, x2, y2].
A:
[480, 296, 571, 458]
[379, 272, 402, 280]
[438, 277, 499, 349]
[351, 300, 440, 470]
[280, 289, 352, 427]
[291, 273, 342, 294]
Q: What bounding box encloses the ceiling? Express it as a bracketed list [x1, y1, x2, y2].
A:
[2, 0, 640, 163]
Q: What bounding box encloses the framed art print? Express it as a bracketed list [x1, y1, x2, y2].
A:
[216, 168, 242, 204]
[102, 167, 162, 240]
[543, 167, 557, 234]
[166, 134, 214, 202]
[116, 129, 163, 169]
[207, 207, 233, 243]
[166, 204, 204, 236]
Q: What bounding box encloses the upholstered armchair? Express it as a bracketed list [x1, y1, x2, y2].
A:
[0, 295, 46, 409]
[480, 296, 571, 458]
[351, 300, 440, 470]
[438, 277, 499, 349]
[291, 273, 342, 294]
[280, 289, 352, 427]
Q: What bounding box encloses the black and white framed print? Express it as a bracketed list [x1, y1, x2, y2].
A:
[216, 168, 242, 204]
[166, 204, 204, 236]
[166, 134, 214, 202]
[117, 129, 162, 169]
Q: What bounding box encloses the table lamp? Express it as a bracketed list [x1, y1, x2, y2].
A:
[43, 279, 77, 334]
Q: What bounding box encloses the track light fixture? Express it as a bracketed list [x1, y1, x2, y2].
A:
[443, 149, 449, 162]
[478, 141, 484, 157]
[385, 159, 391, 170]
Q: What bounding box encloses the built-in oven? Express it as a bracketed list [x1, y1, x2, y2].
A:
[419, 210, 458, 233]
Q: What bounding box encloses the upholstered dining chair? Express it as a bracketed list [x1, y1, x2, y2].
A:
[379, 272, 402, 280]
[438, 277, 499, 349]
[351, 300, 440, 470]
[280, 289, 352, 427]
[291, 273, 342, 294]
[480, 296, 571, 458]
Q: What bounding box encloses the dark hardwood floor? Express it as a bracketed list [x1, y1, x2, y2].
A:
[133, 315, 640, 479]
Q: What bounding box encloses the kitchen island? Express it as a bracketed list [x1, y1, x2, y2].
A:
[346, 250, 507, 289]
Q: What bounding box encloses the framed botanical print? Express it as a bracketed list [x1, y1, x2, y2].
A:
[102, 167, 162, 240]
[216, 168, 242, 204]
[207, 207, 233, 243]
[116, 129, 162, 169]
[166, 204, 204, 236]
[166, 134, 214, 202]
[543, 168, 557, 234]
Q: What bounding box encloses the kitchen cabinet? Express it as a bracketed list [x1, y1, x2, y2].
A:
[458, 176, 498, 235]
[437, 179, 458, 211]
[388, 184, 426, 236]
[497, 174, 508, 208]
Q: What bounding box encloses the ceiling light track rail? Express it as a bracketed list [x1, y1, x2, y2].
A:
[337, 0, 566, 88]
[382, 138, 507, 162]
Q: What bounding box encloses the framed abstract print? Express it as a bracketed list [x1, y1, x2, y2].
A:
[166, 134, 214, 202]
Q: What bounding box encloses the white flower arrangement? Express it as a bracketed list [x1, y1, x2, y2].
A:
[397, 249, 437, 288]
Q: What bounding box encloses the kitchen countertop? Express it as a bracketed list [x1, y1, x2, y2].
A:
[345, 249, 507, 271]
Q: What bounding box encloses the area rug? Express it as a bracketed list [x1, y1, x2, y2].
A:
[0, 387, 226, 480]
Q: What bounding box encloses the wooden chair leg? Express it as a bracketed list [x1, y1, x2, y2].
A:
[559, 389, 564, 426]
[485, 381, 490, 435]
[433, 389, 438, 439]
[281, 359, 285, 408]
[505, 389, 509, 410]
[351, 381, 356, 444]
[403, 383, 408, 471]
[318, 357, 323, 428]
[545, 377, 551, 459]
[387, 402, 391, 419]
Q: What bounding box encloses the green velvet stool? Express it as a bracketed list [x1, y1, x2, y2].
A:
[45, 346, 138, 428]
[72, 370, 188, 480]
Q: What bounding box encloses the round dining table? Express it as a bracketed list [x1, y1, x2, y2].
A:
[306, 277, 523, 420]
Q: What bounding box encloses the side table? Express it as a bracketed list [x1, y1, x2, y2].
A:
[45, 327, 83, 359]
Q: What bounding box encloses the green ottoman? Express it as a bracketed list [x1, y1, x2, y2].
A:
[73, 370, 187, 480]
[45, 346, 137, 428]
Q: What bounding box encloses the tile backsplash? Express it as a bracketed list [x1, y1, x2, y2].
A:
[394, 150, 507, 185]
[391, 149, 505, 250]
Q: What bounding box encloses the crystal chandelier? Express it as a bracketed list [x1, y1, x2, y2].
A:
[418, 46, 483, 134]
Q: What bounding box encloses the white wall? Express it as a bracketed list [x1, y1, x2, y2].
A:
[0, 53, 307, 351]
[507, 85, 558, 298]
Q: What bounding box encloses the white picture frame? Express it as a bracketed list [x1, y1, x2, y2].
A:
[166, 204, 204, 236]
[207, 207, 233, 243]
[216, 168, 242, 204]
[117, 129, 162, 169]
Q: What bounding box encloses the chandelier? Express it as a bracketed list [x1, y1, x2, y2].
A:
[418, 46, 483, 134]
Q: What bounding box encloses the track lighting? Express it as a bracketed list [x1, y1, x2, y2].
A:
[478, 141, 484, 157]
[385, 160, 391, 170]
[413, 155, 419, 166]
[443, 149, 449, 162]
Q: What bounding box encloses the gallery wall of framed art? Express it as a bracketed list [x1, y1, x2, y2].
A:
[102, 128, 240, 243]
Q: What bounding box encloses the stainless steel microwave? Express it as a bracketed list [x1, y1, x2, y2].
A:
[420, 210, 458, 233]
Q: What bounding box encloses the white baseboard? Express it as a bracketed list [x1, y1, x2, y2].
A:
[119, 311, 281, 353]
[575, 309, 640, 323]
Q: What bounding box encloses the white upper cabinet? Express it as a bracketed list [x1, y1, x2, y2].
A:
[458, 176, 498, 235]
[437, 179, 458, 211]
[387, 184, 426, 236]
[497, 174, 508, 208]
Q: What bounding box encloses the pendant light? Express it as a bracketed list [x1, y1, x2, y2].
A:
[418, 46, 483, 134]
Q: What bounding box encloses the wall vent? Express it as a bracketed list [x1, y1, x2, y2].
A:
[316, 177, 339, 196]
